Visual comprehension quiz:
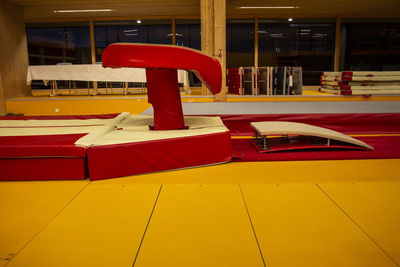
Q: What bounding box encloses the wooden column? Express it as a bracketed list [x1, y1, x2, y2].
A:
[334, 16, 341, 72]
[90, 20, 96, 64]
[0, 71, 5, 115]
[172, 18, 176, 45]
[201, 0, 226, 101]
[0, 0, 31, 112]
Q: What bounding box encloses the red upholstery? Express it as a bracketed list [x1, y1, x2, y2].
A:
[0, 134, 87, 181]
[102, 43, 221, 94]
[0, 158, 87, 181]
[0, 134, 86, 158]
[87, 131, 232, 180]
[0, 114, 118, 120]
[146, 68, 185, 130]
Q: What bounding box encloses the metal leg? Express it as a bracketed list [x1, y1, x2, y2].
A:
[50, 80, 57, 97]
[263, 136, 268, 150]
[254, 131, 262, 146]
[124, 82, 128, 95]
[254, 131, 258, 143]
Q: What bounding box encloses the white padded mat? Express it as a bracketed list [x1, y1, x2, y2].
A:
[75, 114, 228, 147]
[0, 118, 117, 136]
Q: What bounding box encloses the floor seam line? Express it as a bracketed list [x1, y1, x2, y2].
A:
[132, 184, 163, 267]
[315, 183, 400, 267]
[239, 184, 267, 267]
[4, 180, 91, 266]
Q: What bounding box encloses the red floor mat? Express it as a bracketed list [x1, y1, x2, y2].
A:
[231, 136, 400, 162]
[221, 113, 400, 162]
[221, 113, 400, 136]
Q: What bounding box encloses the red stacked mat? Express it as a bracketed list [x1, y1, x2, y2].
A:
[0, 114, 117, 181]
[0, 114, 232, 181]
[320, 71, 400, 95]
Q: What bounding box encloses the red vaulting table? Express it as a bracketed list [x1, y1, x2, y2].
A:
[102, 43, 222, 130]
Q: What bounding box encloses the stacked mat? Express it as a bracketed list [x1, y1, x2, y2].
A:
[320, 71, 400, 95]
[0, 114, 118, 181]
[227, 66, 303, 96]
[0, 113, 231, 181]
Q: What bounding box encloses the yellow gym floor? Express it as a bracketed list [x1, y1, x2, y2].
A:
[1, 95, 400, 266]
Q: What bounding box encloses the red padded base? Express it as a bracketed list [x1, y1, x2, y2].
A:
[86, 131, 232, 181]
[0, 157, 87, 181]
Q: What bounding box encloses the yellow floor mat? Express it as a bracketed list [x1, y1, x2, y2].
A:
[92, 159, 400, 185]
[3, 181, 400, 266]
[241, 183, 397, 267]
[319, 182, 400, 265]
[133, 184, 264, 267]
[6, 183, 161, 267]
[0, 180, 89, 265]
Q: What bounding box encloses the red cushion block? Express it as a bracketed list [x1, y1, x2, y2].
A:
[87, 131, 232, 180]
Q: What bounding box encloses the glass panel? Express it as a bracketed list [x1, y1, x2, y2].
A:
[26, 23, 91, 65]
[26, 23, 91, 90]
[344, 22, 400, 71]
[226, 19, 255, 68]
[94, 20, 172, 62]
[175, 19, 202, 86]
[175, 19, 201, 50]
[258, 19, 335, 85]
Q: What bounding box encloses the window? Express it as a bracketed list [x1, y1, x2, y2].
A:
[343, 20, 400, 71]
[26, 22, 91, 65]
[226, 19, 255, 68]
[258, 18, 335, 85]
[175, 19, 201, 50]
[175, 19, 202, 86]
[26, 22, 92, 90]
[94, 20, 172, 62]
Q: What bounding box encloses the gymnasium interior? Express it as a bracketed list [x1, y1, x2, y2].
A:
[1, 0, 400, 266]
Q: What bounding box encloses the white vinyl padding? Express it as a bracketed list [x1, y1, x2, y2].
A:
[74, 114, 229, 147]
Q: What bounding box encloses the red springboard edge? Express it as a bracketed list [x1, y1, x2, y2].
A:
[86, 131, 232, 180]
